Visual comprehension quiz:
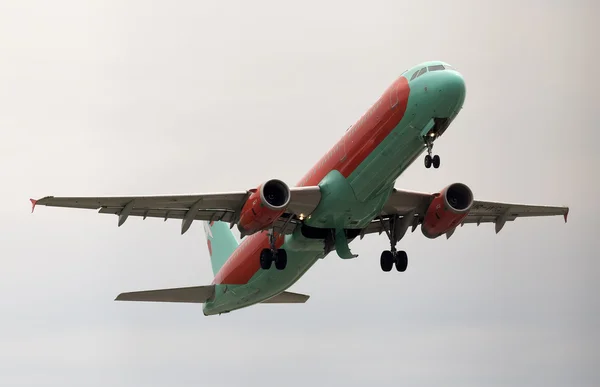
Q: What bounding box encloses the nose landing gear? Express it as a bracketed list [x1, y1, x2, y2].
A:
[424, 138, 440, 169]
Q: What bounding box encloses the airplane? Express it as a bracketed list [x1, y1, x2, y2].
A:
[30, 60, 569, 316]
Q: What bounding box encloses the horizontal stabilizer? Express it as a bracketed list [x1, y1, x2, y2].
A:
[261, 291, 310, 304]
[115, 285, 215, 303]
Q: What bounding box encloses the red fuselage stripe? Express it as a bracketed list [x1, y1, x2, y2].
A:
[213, 77, 410, 285]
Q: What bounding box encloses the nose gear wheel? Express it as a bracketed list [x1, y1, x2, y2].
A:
[424, 139, 441, 169]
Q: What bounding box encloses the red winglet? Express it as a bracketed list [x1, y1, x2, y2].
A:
[564, 208, 569, 223]
[30, 198, 38, 213]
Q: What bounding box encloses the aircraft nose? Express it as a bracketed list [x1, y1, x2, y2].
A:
[444, 70, 466, 100]
[431, 70, 466, 116]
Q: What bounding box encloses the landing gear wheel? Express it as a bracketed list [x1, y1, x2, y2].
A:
[275, 249, 288, 270]
[424, 154, 432, 168]
[380, 250, 394, 272]
[379, 215, 410, 273]
[260, 229, 288, 270]
[432, 155, 440, 169]
[260, 248, 273, 270]
[394, 250, 408, 272]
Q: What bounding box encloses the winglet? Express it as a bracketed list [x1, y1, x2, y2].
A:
[564, 208, 569, 223]
[29, 198, 38, 213]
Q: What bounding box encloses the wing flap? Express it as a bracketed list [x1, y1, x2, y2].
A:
[115, 285, 216, 303]
[261, 291, 310, 304]
[97, 207, 237, 223]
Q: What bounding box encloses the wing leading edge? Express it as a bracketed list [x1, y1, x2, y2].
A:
[30, 186, 322, 235]
[362, 188, 569, 240]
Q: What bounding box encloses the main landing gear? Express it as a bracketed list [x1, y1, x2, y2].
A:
[260, 230, 287, 270]
[424, 138, 440, 169]
[379, 215, 409, 273]
[380, 249, 408, 272]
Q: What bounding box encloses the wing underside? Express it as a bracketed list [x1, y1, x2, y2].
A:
[31, 185, 568, 239]
[361, 188, 569, 239]
[31, 186, 322, 235]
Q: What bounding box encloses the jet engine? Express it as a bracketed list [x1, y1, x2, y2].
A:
[421, 183, 474, 239]
[237, 179, 291, 236]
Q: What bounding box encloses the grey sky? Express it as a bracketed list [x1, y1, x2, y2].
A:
[1, 0, 598, 386]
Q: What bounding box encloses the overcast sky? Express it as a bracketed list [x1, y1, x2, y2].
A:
[1, 0, 598, 386]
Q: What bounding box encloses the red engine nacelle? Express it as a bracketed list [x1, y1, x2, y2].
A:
[421, 183, 474, 239]
[237, 179, 291, 236]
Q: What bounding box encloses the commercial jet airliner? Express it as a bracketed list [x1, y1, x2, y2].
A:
[31, 61, 569, 315]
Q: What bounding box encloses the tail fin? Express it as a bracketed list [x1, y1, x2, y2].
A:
[203, 221, 239, 276]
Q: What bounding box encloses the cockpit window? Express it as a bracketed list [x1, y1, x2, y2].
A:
[428, 64, 445, 71]
[410, 67, 428, 80]
[410, 69, 421, 80]
[409, 64, 458, 81]
[417, 67, 427, 77]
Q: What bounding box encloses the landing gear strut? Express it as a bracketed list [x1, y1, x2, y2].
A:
[424, 138, 440, 169]
[379, 216, 409, 272]
[260, 230, 287, 270]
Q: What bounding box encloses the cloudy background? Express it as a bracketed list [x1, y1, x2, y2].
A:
[1, 0, 598, 386]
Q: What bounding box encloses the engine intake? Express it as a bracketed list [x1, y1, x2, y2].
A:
[237, 179, 291, 236]
[421, 183, 474, 239]
[444, 183, 473, 213]
[260, 179, 290, 210]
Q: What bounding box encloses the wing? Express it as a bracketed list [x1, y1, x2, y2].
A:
[361, 188, 569, 239]
[30, 186, 322, 235]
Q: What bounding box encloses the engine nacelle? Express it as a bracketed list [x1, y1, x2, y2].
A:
[237, 179, 291, 236]
[421, 183, 474, 239]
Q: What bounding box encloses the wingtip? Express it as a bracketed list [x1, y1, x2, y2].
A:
[564, 208, 569, 223]
[29, 198, 38, 213]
